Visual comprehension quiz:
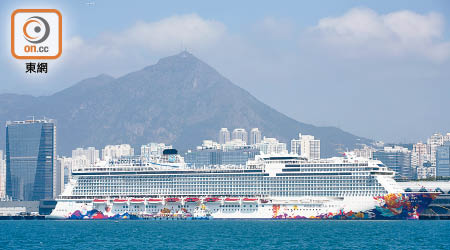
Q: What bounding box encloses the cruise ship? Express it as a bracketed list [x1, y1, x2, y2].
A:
[49, 150, 438, 220]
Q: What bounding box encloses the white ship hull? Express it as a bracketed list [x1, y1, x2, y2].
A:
[48, 193, 436, 220]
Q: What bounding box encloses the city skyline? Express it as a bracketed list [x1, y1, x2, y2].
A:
[1, 126, 449, 201]
[2, 116, 449, 158]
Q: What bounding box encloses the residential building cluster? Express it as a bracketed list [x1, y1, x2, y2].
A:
[350, 132, 450, 180]
[184, 128, 319, 167]
[102, 144, 134, 162]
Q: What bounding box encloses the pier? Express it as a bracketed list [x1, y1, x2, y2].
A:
[0, 215, 45, 220]
[399, 181, 450, 220]
[420, 194, 450, 220]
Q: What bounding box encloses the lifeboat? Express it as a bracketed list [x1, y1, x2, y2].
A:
[185, 197, 200, 202]
[93, 199, 107, 203]
[204, 197, 220, 202]
[224, 198, 240, 202]
[130, 199, 145, 203]
[165, 197, 181, 203]
[113, 199, 128, 203]
[242, 198, 258, 202]
[147, 198, 163, 203]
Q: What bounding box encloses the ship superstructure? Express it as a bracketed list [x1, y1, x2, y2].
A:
[49, 151, 437, 220]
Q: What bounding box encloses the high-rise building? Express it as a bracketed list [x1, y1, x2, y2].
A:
[6, 119, 56, 201]
[0, 150, 6, 199]
[56, 155, 74, 194]
[291, 138, 301, 155]
[199, 140, 220, 150]
[427, 133, 444, 166]
[57, 157, 73, 187]
[291, 133, 320, 160]
[232, 128, 248, 144]
[72, 147, 99, 165]
[373, 146, 412, 180]
[102, 144, 134, 161]
[250, 128, 262, 145]
[221, 139, 246, 151]
[71, 155, 89, 171]
[411, 142, 429, 167]
[444, 133, 450, 143]
[218, 128, 230, 145]
[71, 147, 99, 171]
[199, 139, 248, 151]
[349, 145, 376, 159]
[55, 157, 65, 197]
[436, 142, 450, 177]
[141, 143, 172, 159]
[185, 148, 259, 167]
[254, 137, 287, 155]
[373, 141, 385, 148]
[416, 166, 436, 180]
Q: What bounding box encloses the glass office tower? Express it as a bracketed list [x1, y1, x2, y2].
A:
[6, 119, 56, 201]
[373, 146, 413, 180]
[436, 142, 450, 177]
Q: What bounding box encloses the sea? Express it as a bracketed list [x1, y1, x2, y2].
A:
[0, 220, 449, 250]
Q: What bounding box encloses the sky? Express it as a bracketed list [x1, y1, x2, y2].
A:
[1, 0, 449, 143]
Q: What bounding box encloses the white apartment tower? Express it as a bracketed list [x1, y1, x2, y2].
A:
[72, 147, 99, 165]
[0, 150, 5, 199]
[411, 142, 429, 167]
[444, 133, 450, 142]
[55, 157, 66, 197]
[291, 133, 320, 160]
[350, 145, 376, 159]
[416, 166, 436, 180]
[141, 143, 172, 158]
[255, 137, 287, 155]
[58, 157, 73, 186]
[232, 128, 248, 145]
[102, 144, 135, 161]
[291, 138, 301, 156]
[221, 139, 247, 151]
[427, 133, 444, 166]
[219, 128, 231, 144]
[250, 128, 262, 145]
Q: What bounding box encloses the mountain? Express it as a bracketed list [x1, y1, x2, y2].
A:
[0, 52, 371, 157]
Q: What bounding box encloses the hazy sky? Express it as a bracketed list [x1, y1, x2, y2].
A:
[1, 0, 449, 143]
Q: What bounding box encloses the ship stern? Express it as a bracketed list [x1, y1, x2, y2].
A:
[372, 192, 439, 219]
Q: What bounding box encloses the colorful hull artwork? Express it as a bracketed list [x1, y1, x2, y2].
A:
[69, 209, 138, 220]
[272, 193, 438, 220]
[64, 193, 437, 220]
[67, 209, 210, 220]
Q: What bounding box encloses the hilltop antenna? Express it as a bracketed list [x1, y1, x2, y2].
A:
[181, 40, 187, 52]
[180, 40, 190, 54]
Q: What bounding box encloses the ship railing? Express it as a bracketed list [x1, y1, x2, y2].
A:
[71, 164, 263, 173]
[187, 164, 263, 170]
